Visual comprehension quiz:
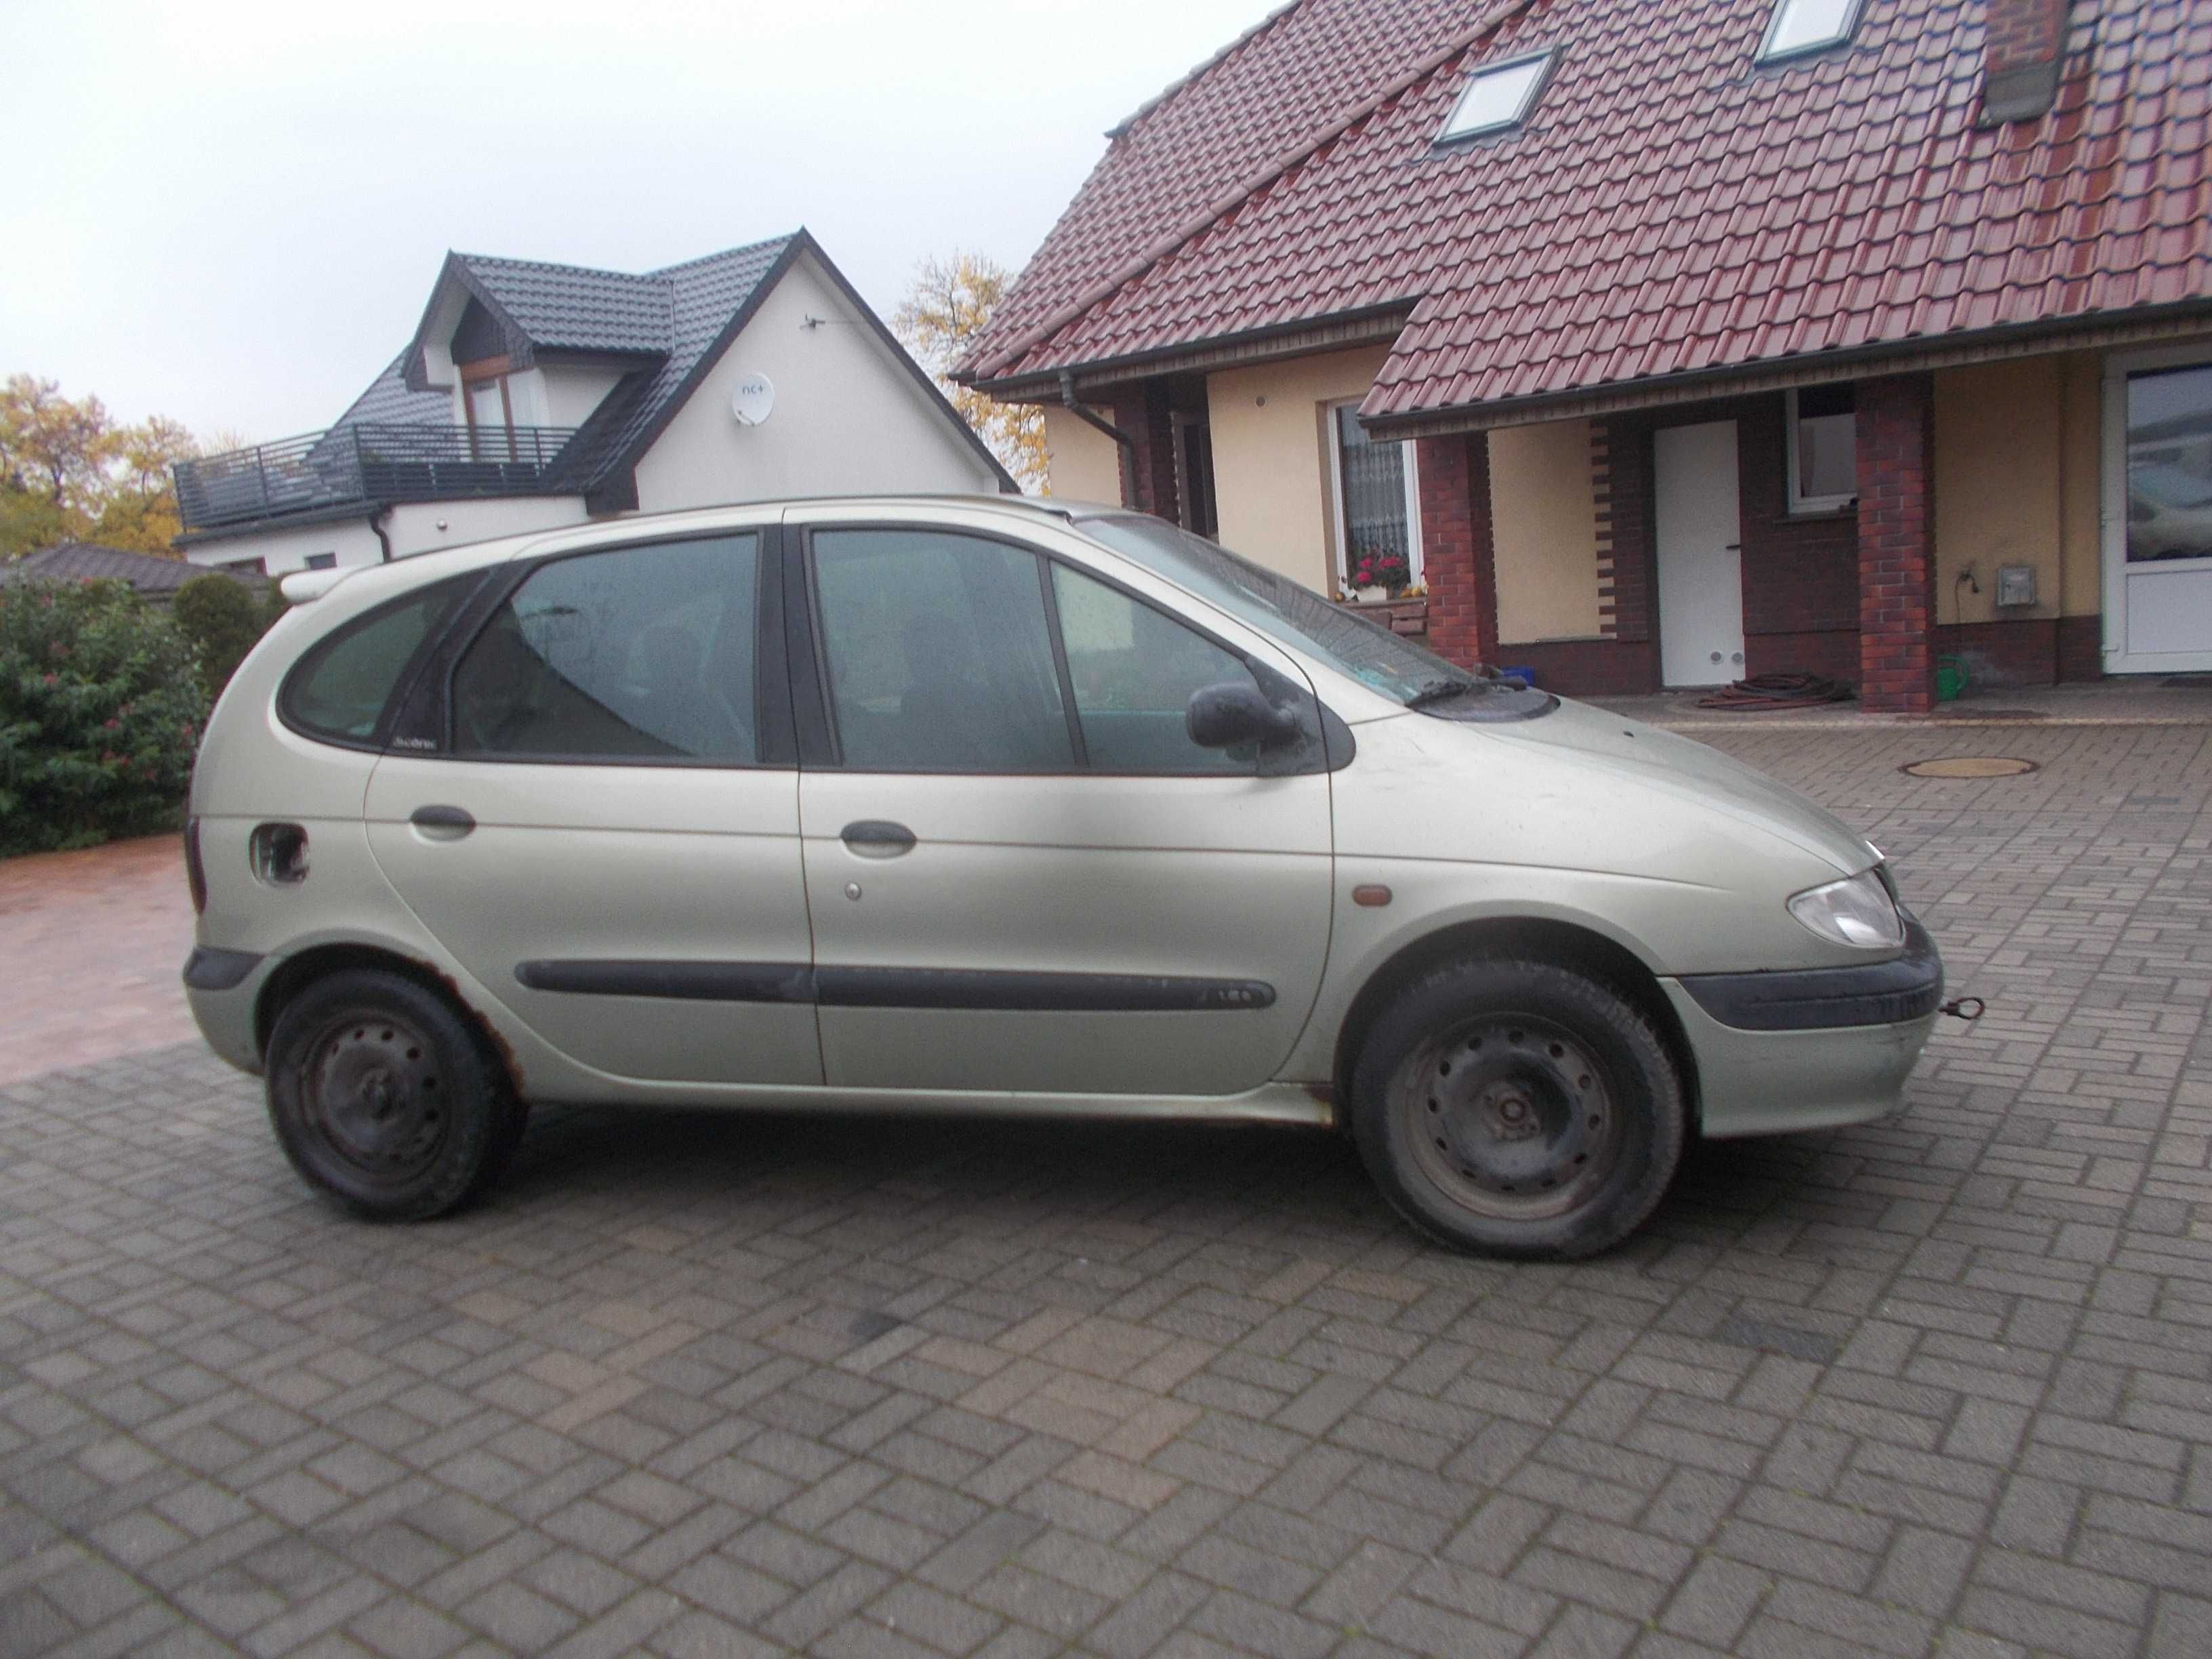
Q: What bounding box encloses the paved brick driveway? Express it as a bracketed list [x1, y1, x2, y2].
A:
[2, 722, 2209, 1658]
[0, 836, 197, 1084]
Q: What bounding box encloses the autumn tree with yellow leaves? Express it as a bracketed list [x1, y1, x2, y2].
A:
[0, 375, 204, 559]
[893, 254, 1047, 493]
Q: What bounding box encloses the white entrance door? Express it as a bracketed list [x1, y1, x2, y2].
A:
[2103, 348, 2212, 674]
[1655, 421, 1746, 687]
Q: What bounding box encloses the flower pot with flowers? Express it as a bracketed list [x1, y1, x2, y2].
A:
[1347, 548, 1412, 602]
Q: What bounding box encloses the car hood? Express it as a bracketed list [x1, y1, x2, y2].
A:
[1478, 697, 1877, 875]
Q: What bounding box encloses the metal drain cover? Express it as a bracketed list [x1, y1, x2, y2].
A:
[1901, 756, 2039, 778]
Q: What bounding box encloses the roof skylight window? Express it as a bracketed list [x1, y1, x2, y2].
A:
[1757, 0, 1864, 62]
[1436, 49, 1555, 143]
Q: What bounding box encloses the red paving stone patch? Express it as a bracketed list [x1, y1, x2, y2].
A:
[0, 834, 199, 1082]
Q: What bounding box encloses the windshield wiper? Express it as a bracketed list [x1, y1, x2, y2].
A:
[1404, 677, 1489, 710]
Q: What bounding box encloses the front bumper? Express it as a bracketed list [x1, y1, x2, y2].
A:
[1665, 916, 1944, 1139]
[1676, 916, 1942, 1031]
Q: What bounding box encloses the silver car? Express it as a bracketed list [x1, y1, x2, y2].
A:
[184, 496, 1940, 1258]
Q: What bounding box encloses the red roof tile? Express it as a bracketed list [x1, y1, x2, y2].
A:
[961, 0, 2212, 424]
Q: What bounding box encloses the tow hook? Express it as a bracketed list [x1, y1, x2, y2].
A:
[1940, 996, 1985, 1022]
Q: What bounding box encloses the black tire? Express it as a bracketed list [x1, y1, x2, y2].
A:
[264, 968, 521, 1221]
[1349, 958, 1685, 1260]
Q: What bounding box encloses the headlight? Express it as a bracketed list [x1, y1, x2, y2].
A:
[1788, 868, 1904, 949]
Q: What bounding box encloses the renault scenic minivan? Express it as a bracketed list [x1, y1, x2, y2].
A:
[183, 496, 1941, 1258]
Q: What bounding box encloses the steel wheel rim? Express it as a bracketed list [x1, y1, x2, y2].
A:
[1398, 1012, 1624, 1222]
[300, 1011, 450, 1183]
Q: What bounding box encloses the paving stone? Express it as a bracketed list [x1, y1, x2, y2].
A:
[5, 725, 2212, 1655]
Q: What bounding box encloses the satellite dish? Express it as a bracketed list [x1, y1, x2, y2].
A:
[730, 374, 776, 428]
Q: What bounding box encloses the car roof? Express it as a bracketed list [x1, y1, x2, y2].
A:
[281, 494, 1132, 605]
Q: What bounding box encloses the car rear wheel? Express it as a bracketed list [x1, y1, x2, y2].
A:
[1351, 958, 1685, 1259]
[265, 968, 522, 1221]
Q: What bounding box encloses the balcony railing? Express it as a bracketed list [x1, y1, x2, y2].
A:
[173, 423, 579, 531]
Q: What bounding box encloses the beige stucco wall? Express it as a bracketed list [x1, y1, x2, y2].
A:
[2059, 349, 2105, 617]
[634, 251, 1006, 511]
[1206, 346, 1395, 592]
[1491, 419, 1601, 642]
[1934, 350, 2109, 623]
[1041, 405, 1126, 506]
[1935, 358, 2066, 623]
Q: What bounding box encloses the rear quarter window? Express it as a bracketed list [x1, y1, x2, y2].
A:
[280, 575, 478, 746]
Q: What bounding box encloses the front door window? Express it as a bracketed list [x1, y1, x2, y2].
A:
[811, 528, 1074, 771]
[2125, 362, 2212, 564]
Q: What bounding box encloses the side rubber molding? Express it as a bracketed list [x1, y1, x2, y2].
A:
[515, 960, 1276, 1012]
[182, 947, 264, 992]
[1677, 916, 1942, 1032]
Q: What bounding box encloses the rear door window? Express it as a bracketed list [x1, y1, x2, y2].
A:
[281, 574, 480, 745]
[449, 533, 761, 762]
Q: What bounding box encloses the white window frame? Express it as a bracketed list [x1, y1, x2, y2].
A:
[1326, 398, 1425, 592]
[1435, 47, 1557, 144]
[1756, 0, 1866, 64]
[1784, 386, 1858, 514]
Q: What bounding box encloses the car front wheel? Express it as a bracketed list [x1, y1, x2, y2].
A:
[1351, 958, 1686, 1260]
[264, 968, 521, 1221]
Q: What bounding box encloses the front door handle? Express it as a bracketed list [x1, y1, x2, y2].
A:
[410, 804, 476, 838]
[841, 820, 916, 857]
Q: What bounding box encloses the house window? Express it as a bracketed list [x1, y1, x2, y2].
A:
[1757, 0, 1864, 62]
[1437, 49, 1555, 143]
[1786, 386, 1857, 513]
[303, 552, 337, 571]
[1330, 403, 1423, 591]
[460, 359, 516, 461]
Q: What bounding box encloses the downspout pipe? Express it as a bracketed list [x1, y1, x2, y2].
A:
[368, 507, 394, 562]
[1059, 370, 1139, 510]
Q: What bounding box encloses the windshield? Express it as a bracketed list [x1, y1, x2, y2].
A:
[1077, 513, 1488, 707]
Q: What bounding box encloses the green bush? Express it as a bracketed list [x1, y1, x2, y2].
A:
[172, 571, 279, 703]
[0, 578, 209, 855]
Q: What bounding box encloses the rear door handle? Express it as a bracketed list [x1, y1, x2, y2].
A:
[409, 804, 476, 838]
[841, 820, 916, 857]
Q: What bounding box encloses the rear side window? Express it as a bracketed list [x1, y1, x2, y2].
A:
[281, 575, 477, 745]
[450, 533, 760, 762]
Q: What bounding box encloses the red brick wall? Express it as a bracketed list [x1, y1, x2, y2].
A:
[1597, 417, 1654, 644]
[1493, 638, 1658, 696]
[1417, 432, 1499, 668]
[2057, 615, 2104, 682]
[1932, 619, 2058, 688]
[1856, 374, 1939, 713]
[1110, 385, 1180, 520]
[1986, 0, 2070, 77]
[1732, 395, 1860, 676]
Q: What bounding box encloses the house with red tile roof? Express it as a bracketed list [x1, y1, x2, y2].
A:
[958, 0, 2212, 711]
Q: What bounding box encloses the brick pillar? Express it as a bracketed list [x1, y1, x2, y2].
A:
[1109, 384, 1180, 521]
[1856, 374, 1938, 714]
[1417, 432, 1499, 668]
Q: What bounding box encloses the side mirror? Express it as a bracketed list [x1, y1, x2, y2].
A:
[1187, 681, 1303, 750]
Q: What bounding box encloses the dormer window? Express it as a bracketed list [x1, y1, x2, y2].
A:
[461, 358, 516, 459]
[1436, 49, 1555, 144]
[1757, 0, 1864, 63]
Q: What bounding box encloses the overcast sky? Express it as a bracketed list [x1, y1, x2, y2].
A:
[4, 0, 1271, 444]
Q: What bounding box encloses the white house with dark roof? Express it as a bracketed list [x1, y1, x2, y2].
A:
[177, 231, 1015, 576]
